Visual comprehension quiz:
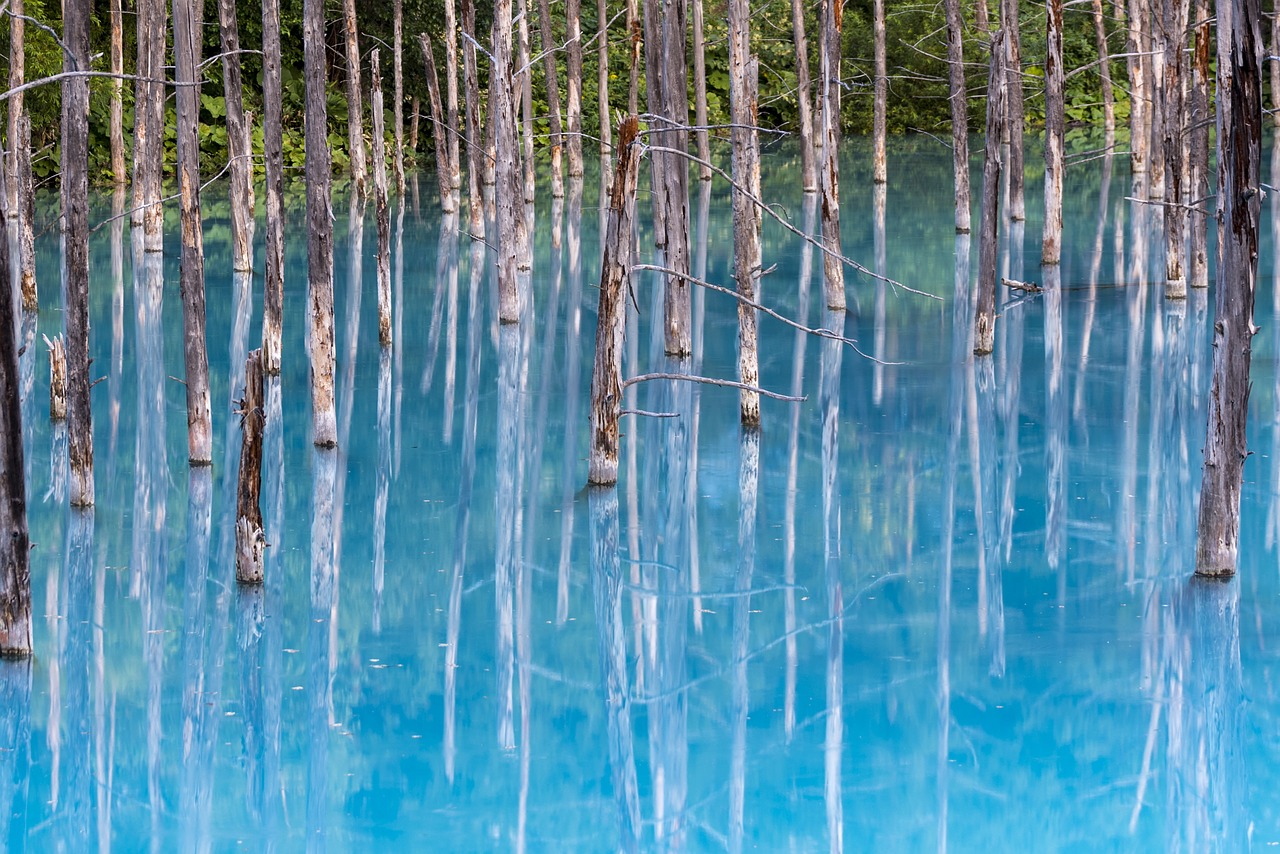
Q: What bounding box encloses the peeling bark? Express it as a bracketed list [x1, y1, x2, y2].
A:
[305, 0, 338, 447]
[262, 0, 285, 375]
[975, 30, 1007, 355]
[235, 350, 266, 584]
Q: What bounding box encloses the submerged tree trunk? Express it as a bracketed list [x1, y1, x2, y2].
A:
[1127, 0, 1149, 177]
[597, 0, 612, 155]
[461, 0, 486, 236]
[1162, 0, 1188, 298]
[420, 34, 456, 212]
[494, 0, 530, 321]
[65, 0, 95, 504]
[516, 0, 536, 204]
[372, 51, 394, 348]
[6, 0, 22, 211]
[729, 0, 761, 424]
[1041, 0, 1064, 264]
[819, 0, 844, 309]
[343, 0, 367, 198]
[235, 350, 266, 584]
[218, 0, 255, 273]
[1002, 0, 1025, 220]
[305, 0, 338, 447]
[944, 0, 971, 232]
[627, 0, 641, 115]
[692, 0, 711, 181]
[975, 30, 1007, 355]
[537, 0, 566, 193]
[109, 0, 125, 185]
[789, 0, 816, 191]
[16, 114, 34, 311]
[589, 118, 641, 485]
[566, 0, 585, 176]
[1196, 0, 1262, 576]
[872, 0, 887, 183]
[1188, 0, 1210, 290]
[262, 0, 285, 375]
[444, 0, 461, 189]
[134, 0, 167, 247]
[393, 0, 406, 194]
[1091, 0, 1115, 147]
[174, 0, 213, 466]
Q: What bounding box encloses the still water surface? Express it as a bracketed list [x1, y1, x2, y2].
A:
[4, 137, 1279, 850]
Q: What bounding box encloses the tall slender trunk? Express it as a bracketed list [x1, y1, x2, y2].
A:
[343, 0, 367, 197]
[597, 0, 612, 155]
[944, 0, 971, 232]
[65, 0, 95, 504]
[5, 0, 20, 210]
[16, 114, 34, 311]
[494, 0, 530, 322]
[975, 30, 1007, 355]
[1127, 0, 1149, 176]
[262, 0, 285, 375]
[790, 0, 816, 191]
[692, 0, 711, 181]
[1188, 0, 1210, 289]
[627, 0, 641, 114]
[517, 0, 537, 203]
[1042, 0, 1064, 264]
[729, 0, 760, 424]
[1272, 0, 1280, 126]
[872, 0, 887, 183]
[134, 0, 167, 247]
[1091, 0, 1116, 147]
[1162, 0, 1188, 297]
[109, 0, 125, 185]
[566, 0, 585, 176]
[393, 0, 406, 194]
[1001, 0, 1025, 220]
[975, 0, 991, 35]
[174, 0, 213, 466]
[305, 0, 338, 447]
[444, 0, 461, 189]
[461, 0, 486, 236]
[1196, 0, 1263, 576]
[420, 34, 457, 211]
[819, 0, 844, 309]
[235, 350, 266, 584]
[537, 0, 566, 193]
[218, 0, 255, 273]
[372, 50, 394, 347]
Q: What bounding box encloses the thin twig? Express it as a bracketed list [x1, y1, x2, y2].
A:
[623, 372, 805, 402]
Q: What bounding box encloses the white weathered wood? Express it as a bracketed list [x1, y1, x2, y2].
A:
[1188, 0, 1210, 290]
[819, 0, 844, 309]
[944, 0, 971, 233]
[974, 30, 1007, 355]
[1001, 0, 1025, 220]
[218, 0, 255, 273]
[461, 0, 486, 236]
[872, 0, 887, 184]
[1041, 0, 1064, 265]
[109, 0, 125, 185]
[537, 0, 566, 193]
[305, 0, 338, 447]
[729, 0, 761, 424]
[1161, 0, 1188, 298]
[262, 0, 285, 374]
[343, 0, 367, 197]
[372, 51, 394, 348]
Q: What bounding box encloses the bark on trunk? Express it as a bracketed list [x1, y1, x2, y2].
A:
[462, 0, 486, 236]
[218, 0, 255, 273]
[1162, 0, 1188, 297]
[64, 0, 95, 504]
[133, 0, 167, 248]
[976, 0, 991, 35]
[372, 51, 394, 348]
[174, 0, 213, 466]
[1196, 0, 1263, 576]
[597, 0, 612, 155]
[0, 179, 30, 655]
[1042, 0, 1064, 265]
[420, 34, 457, 212]
[692, 0, 711, 181]
[1272, 0, 1279, 126]
[47, 334, 66, 421]
[6, 0, 21, 213]
[729, 0, 761, 424]
[1091, 0, 1116, 146]
[393, 0, 406, 194]
[588, 118, 641, 485]
[1188, 0, 1210, 289]
[262, 0, 285, 375]
[305, 0, 338, 447]
[1001, 0, 1025, 220]
[566, 0, 585, 176]
[444, 0, 461, 190]
[1127, 0, 1149, 176]
[975, 30, 1007, 355]
[235, 350, 266, 584]
[537, 0, 566, 192]
[16, 114, 35, 312]
[945, 0, 972, 233]
[789, 0, 816, 191]
[494, 0, 531, 322]
[872, 0, 887, 184]
[819, 0, 844, 309]
[627, 0, 641, 115]
[109, 0, 126, 185]
[343, 0, 367, 198]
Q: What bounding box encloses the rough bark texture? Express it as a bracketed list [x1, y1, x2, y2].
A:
[1090, 0, 1115, 146]
[494, 0, 531, 322]
[262, 0, 285, 375]
[47, 334, 66, 421]
[1041, 0, 1064, 265]
[1196, 0, 1263, 576]
[872, 0, 887, 184]
[174, 0, 213, 466]
[588, 118, 640, 485]
[1161, 0, 1188, 297]
[1001, 0, 1025, 220]
[461, 0, 486, 236]
[1188, 0, 1210, 290]
[566, 0, 585, 176]
[109, 0, 126, 185]
[420, 35, 456, 212]
[692, 0, 711, 181]
[0, 178, 30, 655]
[305, 0, 338, 447]
[537, 0, 566, 192]
[819, 0, 844, 309]
[235, 350, 266, 584]
[1273, 0, 1280, 126]
[393, 0, 406, 194]
[372, 51, 394, 347]
[64, 0, 95, 504]
[343, 0, 367, 198]
[444, 0, 461, 189]
[133, 0, 167, 248]
[1126, 0, 1149, 176]
[729, 0, 761, 424]
[597, 0, 612, 155]
[6, 0, 22, 212]
[627, 0, 641, 114]
[975, 30, 1007, 355]
[218, 0, 255, 273]
[16, 114, 35, 311]
[517, 0, 536, 203]
[944, 0, 972, 232]
[789, 0, 816, 191]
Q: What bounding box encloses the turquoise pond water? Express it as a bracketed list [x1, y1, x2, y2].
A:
[3, 136, 1279, 850]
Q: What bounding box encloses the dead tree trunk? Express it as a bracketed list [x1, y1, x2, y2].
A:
[872, 0, 887, 184]
[597, 0, 613, 156]
[692, 0, 711, 181]
[343, 0, 367, 198]
[975, 0, 991, 35]
[109, 0, 126, 185]
[461, 0, 486, 236]
[519, 0, 538, 205]
[64, 0, 95, 504]
[494, 0, 531, 322]
[566, 0, 585, 177]
[262, 0, 285, 375]
[974, 30, 1007, 355]
[1041, 0, 1064, 265]
[1001, 0, 1025, 221]
[174, 0, 214, 466]
[16, 114, 34, 312]
[393, 0, 406, 194]
[1162, 0, 1188, 298]
[6, 0, 21, 212]
[589, 119, 641, 485]
[537, 0, 566, 193]
[235, 350, 266, 584]
[627, 0, 641, 115]
[944, 0, 971, 233]
[1272, 0, 1279, 127]
[372, 51, 394, 347]
[1126, 0, 1149, 176]
[729, 0, 761, 424]
[819, 0, 845, 310]
[420, 35, 456, 212]
[1091, 0, 1116, 147]
[0, 186, 30, 655]
[444, 0, 461, 190]
[47, 335, 66, 420]
[1188, 0, 1210, 289]
[1195, 0, 1263, 576]
[218, 0, 255, 273]
[790, 0, 816, 191]
[134, 0, 167, 248]
[305, 0, 338, 447]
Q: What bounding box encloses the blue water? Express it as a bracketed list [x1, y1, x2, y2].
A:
[3, 136, 1278, 851]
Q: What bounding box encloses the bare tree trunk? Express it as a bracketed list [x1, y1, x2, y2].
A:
[1147, 0, 1166, 201]
[819, 0, 844, 309]
[262, 0, 285, 375]
[372, 51, 394, 348]
[0, 163, 31, 655]
[1272, 0, 1279, 126]
[1196, 0, 1263, 576]
[598, 0, 612, 156]
[589, 118, 641, 485]
[1127, 0, 1149, 176]
[235, 350, 266, 584]
[64, 0, 95, 503]
[305, 0, 338, 447]
[627, 0, 641, 115]
[789, 0, 816, 191]
[729, 0, 761, 424]
[1188, 0, 1210, 289]
[48, 335, 66, 420]
[343, 0, 367, 198]
[410, 96, 420, 152]
[6, 0, 21, 212]
[975, 0, 991, 35]
[444, 0, 461, 189]
[420, 34, 457, 212]
[537, 0, 566, 193]
[1162, 0, 1188, 297]
[218, 0, 255, 273]
[975, 30, 1007, 355]
[134, 0, 167, 248]
[1042, 0, 1064, 265]
[1091, 0, 1116, 147]
[462, 0, 486, 236]
[945, 0, 971, 233]
[174, 0, 213, 466]
[494, 0, 531, 322]
[872, 0, 887, 183]
[393, 0, 406, 194]
[567, 0, 586, 176]
[692, 0, 711, 181]
[109, 0, 126, 185]
[1001, 0, 1025, 220]
[16, 115, 34, 312]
